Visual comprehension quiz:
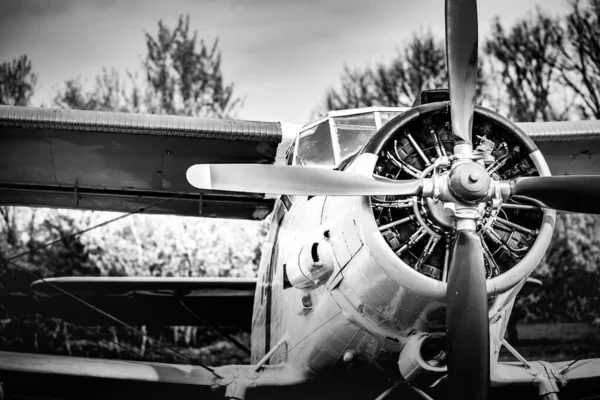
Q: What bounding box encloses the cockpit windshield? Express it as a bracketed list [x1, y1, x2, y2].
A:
[334, 113, 378, 160]
[295, 123, 335, 167]
[292, 107, 407, 167]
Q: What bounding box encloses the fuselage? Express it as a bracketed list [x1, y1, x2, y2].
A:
[251, 192, 514, 384]
[249, 104, 555, 387]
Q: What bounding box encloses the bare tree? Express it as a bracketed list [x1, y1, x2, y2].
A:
[561, 0, 600, 118]
[54, 68, 141, 112]
[322, 32, 446, 112]
[374, 31, 447, 108]
[321, 31, 486, 113]
[484, 9, 566, 122]
[323, 65, 379, 111]
[483, 7, 600, 333]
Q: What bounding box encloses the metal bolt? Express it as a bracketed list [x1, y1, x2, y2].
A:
[468, 171, 480, 184]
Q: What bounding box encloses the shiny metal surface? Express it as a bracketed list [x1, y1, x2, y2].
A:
[519, 120, 600, 176]
[187, 164, 425, 196]
[445, 0, 478, 146]
[0, 350, 214, 385]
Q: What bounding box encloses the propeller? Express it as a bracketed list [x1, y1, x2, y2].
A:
[186, 164, 423, 197]
[508, 175, 600, 214]
[446, 0, 479, 147]
[446, 230, 490, 399]
[444, 0, 490, 398]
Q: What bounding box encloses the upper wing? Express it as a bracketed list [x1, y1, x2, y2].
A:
[6, 276, 256, 329]
[517, 120, 600, 175]
[0, 106, 298, 219]
[3, 105, 597, 221]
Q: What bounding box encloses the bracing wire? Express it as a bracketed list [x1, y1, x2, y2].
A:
[7, 191, 193, 262]
[0, 190, 226, 377]
[0, 253, 220, 377]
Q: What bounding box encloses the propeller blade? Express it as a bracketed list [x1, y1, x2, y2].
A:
[509, 175, 600, 214]
[446, 229, 489, 399]
[446, 0, 479, 147]
[186, 164, 424, 196]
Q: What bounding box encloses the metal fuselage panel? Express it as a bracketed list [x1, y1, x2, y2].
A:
[251, 191, 520, 379]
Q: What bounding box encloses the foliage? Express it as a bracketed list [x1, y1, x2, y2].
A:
[323, 11, 566, 120]
[0, 207, 258, 363]
[321, 31, 487, 114]
[54, 15, 242, 119]
[144, 15, 242, 118]
[484, 8, 567, 122]
[2, 208, 266, 280]
[561, 0, 600, 118]
[323, 32, 446, 111]
[519, 214, 600, 323]
[373, 31, 447, 108]
[82, 212, 265, 278]
[53, 68, 142, 113]
[0, 54, 37, 106]
[323, 65, 379, 112]
[482, 1, 600, 323]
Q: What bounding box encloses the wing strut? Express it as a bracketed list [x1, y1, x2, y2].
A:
[0, 252, 223, 378]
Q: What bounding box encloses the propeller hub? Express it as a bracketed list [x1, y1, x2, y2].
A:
[425, 197, 454, 228]
[448, 162, 490, 203]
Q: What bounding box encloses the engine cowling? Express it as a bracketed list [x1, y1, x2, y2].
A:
[362, 103, 555, 287]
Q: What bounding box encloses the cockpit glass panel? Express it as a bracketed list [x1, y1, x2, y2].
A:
[295, 122, 335, 167]
[333, 113, 377, 159]
[379, 111, 403, 126]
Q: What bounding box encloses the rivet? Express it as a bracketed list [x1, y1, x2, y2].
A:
[343, 351, 355, 363]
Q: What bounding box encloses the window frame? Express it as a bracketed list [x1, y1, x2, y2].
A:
[292, 119, 335, 168]
[291, 107, 408, 167]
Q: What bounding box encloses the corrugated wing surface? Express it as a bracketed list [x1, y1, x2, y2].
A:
[0, 106, 285, 219]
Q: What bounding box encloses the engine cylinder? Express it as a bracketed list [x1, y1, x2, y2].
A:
[366, 103, 551, 284]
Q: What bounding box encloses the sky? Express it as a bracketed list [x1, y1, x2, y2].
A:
[0, 0, 570, 125]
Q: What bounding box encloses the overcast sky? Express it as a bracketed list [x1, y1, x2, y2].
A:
[0, 0, 569, 124]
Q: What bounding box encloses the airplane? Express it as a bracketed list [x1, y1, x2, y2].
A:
[1, 1, 600, 399]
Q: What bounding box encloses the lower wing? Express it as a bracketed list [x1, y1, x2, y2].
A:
[491, 358, 600, 399]
[0, 350, 221, 400]
[5, 276, 257, 329]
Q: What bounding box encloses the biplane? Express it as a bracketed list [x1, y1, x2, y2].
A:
[1, 1, 600, 399]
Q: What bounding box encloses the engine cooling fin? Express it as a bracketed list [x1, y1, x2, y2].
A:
[371, 108, 544, 282]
